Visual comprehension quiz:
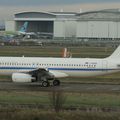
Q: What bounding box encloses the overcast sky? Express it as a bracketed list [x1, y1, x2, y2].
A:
[0, 0, 120, 24]
[0, 0, 120, 6]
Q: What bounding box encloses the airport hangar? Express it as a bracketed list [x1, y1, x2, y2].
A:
[5, 9, 120, 40]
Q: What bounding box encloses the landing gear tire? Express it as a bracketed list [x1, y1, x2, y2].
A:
[42, 81, 50, 87]
[53, 79, 60, 86]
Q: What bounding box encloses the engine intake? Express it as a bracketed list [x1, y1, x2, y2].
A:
[12, 73, 35, 83]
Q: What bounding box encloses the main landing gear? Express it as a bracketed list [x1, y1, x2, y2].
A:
[42, 81, 50, 87]
[53, 79, 60, 86]
[41, 78, 60, 87]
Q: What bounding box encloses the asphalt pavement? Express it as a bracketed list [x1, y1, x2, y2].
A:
[0, 81, 119, 93]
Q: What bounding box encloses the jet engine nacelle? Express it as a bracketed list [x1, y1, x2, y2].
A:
[12, 73, 35, 83]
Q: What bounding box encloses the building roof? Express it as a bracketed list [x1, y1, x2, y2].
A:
[14, 12, 57, 21]
[76, 9, 120, 21]
[51, 12, 77, 15]
[14, 11, 77, 21]
[14, 9, 120, 22]
[15, 12, 56, 18]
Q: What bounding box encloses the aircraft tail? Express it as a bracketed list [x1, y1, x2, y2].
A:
[108, 45, 120, 59]
[62, 48, 72, 58]
[19, 22, 28, 33]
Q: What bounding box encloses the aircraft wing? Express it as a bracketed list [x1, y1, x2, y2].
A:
[12, 67, 68, 86]
[26, 68, 68, 79]
[28, 68, 54, 79]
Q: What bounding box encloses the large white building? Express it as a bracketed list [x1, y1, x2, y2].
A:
[5, 9, 120, 40]
[5, 11, 77, 39]
[76, 9, 120, 41]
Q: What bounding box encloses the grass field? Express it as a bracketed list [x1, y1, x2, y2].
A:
[0, 91, 119, 108]
[0, 91, 120, 119]
[0, 109, 119, 120]
[0, 46, 115, 57]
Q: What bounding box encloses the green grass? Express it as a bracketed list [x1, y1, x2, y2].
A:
[0, 91, 49, 104]
[0, 109, 119, 120]
[0, 91, 120, 108]
[0, 46, 114, 57]
[66, 93, 120, 107]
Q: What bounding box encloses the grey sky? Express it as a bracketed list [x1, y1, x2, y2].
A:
[0, 0, 119, 25]
[0, 0, 120, 6]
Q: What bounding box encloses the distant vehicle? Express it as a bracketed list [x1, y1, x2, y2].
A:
[0, 45, 120, 87]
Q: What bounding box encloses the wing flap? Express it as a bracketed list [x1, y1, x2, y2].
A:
[49, 71, 68, 78]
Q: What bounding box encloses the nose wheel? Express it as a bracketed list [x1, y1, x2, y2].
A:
[53, 79, 60, 86]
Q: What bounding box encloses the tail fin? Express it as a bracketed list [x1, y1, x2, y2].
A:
[62, 48, 67, 58]
[19, 22, 28, 33]
[62, 48, 72, 58]
[108, 45, 120, 59]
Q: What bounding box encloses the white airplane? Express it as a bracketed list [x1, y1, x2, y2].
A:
[0, 45, 119, 87]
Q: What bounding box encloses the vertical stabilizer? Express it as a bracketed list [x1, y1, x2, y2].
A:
[108, 45, 120, 59]
[19, 22, 28, 33]
[62, 48, 72, 58]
